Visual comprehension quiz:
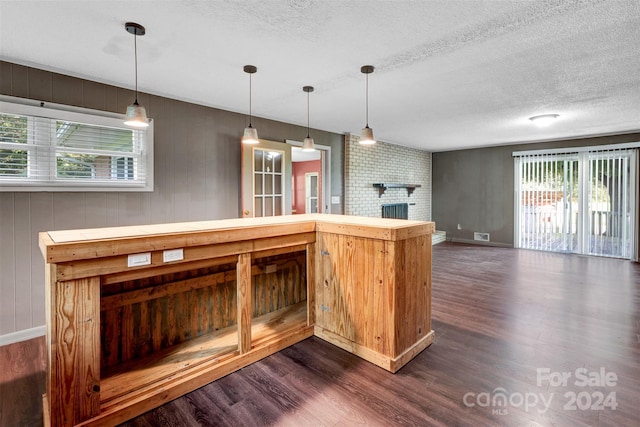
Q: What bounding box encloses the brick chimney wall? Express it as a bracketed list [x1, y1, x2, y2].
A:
[344, 134, 432, 221]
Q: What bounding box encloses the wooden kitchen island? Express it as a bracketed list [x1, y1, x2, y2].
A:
[39, 214, 435, 426]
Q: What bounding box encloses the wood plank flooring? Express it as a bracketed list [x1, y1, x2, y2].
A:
[0, 333, 46, 426]
[2, 243, 639, 426]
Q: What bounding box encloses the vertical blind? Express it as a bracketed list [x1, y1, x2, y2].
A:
[515, 152, 578, 253]
[514, 144, 638, 259]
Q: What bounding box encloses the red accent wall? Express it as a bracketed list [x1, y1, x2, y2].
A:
[292, 160, 322, 214]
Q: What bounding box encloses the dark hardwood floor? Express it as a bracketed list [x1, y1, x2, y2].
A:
[2, 243, 639, 426]
[0, 331, 46, 427]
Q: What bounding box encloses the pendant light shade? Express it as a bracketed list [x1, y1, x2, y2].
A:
[302, 85, 316, 152]
[124, 22, 149, 128]
[359, 65, 376, 145]
[302, 136, 315, 151]
[124, 102, 149, 128]
[360, 126, 375, 145]
[242, 126, 259, 143]
[242, 65, 259, 144]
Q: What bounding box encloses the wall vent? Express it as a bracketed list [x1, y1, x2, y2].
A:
[474, 232, 490, 242]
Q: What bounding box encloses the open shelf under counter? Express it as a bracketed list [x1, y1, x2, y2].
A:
[100, 323, 239, 406]
[250, 301, 309, 349]
[99, 302, 310, 418]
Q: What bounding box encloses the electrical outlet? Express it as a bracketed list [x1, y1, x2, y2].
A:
[163, 248, 184, 263]
[127, 252, 151, 267]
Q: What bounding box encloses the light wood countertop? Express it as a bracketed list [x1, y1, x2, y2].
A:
[40, 214, 434, 264]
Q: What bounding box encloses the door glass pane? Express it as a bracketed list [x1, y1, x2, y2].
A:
[254, 150, 263, 172]
[310, 175, 318, 197]
[310, 198, 318, 213]
[254, 196, 263, 217]
[265, 197, 273, 216]
[274, 196, 282, 215]
[518, 157, 577, 253]
[587, 153, 632, 258]
[254, 174, 263, 195]
[273, 153, 282, 172]
[274, 174, 282, 194]
[265, 174, 273, 194]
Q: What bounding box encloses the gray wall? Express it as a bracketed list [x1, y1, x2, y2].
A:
[0, 61, 344, 336]
[433, 133, 640, 246]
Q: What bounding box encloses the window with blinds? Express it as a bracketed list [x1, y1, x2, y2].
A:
[513, 144, 638, 259]
[0, 98, 153, 191]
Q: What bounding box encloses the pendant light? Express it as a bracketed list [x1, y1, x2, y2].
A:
[302, 86, 316, 152]
[241, 65, 259, 144]
[359, 65, 376, 145]
[123, 22, 149, 128]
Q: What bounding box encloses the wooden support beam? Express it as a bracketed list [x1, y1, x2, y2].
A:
[237, 253, 252, 354]
[49, 277, 101, 426]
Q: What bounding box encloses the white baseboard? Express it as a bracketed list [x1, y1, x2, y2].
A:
[450, 237, 513, 248]
[0, 325, 46, 346]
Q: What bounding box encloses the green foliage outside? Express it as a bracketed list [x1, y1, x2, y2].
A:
[0, 114, 28, 176]
[0, 114, 135, 180]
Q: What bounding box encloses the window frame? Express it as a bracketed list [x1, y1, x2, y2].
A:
[0, 96, 154, 192]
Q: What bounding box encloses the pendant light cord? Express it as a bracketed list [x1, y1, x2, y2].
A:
[134, 32, 139, 103]
[365, 72, 369, 128]
[248, 73, 253, 127]
[307, 90, 311, 138]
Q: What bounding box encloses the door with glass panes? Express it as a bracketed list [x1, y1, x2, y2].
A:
[241, 139, 292, 217]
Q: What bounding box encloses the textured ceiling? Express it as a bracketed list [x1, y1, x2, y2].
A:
[1, 0, 639, 151]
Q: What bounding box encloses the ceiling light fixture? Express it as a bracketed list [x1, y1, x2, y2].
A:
[359, 65, 376, 145]
[529, 114, 559, 127]
[123, 22, 149, 128]
[241, 65, 259, 144]
[302, 86, 316, 152]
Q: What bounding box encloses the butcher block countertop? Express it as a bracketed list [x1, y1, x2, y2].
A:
[40, 214, 435, 264]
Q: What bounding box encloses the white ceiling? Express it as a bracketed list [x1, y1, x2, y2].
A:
[1, 1, 639, 152]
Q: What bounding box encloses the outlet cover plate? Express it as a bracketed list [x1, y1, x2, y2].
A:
[128, 252, 151, 267]
[163, 248, 184, 263]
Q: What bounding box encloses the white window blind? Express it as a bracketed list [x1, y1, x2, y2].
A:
[0, 98, 153, 191]
[513, 143, 638, 259]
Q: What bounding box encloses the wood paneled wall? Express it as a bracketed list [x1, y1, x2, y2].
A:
[0, 61, 344, 337]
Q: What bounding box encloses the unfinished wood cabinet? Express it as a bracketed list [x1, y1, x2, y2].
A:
[40, 214, 434, 426]
[314, 219, 435, 372]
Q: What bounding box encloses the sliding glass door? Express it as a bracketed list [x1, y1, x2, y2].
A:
[515, 148, 636, 259]
[516, 155, 578, 253]
[583, 152, 633, 257]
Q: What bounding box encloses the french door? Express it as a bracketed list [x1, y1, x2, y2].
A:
[241, 139, 292, 217]
[305, 172, 319, 214]
[515, 148, 637, 259]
